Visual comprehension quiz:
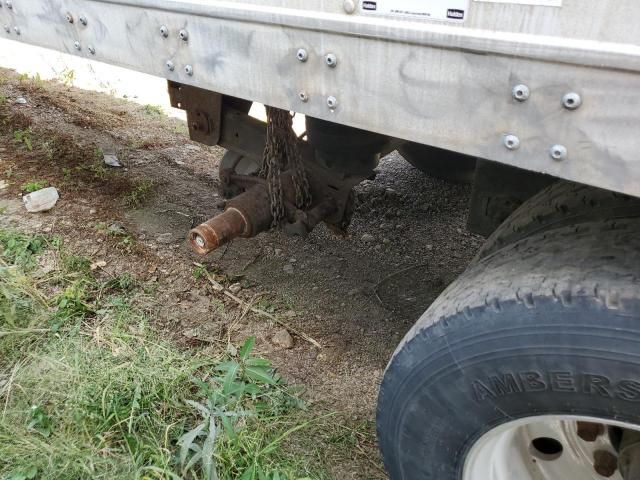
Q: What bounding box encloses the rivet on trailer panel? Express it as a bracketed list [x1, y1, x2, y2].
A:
[562, 92, 582, 110]
[343, 0, 356, 14]
[512, 84, 530, 102]
[504, 135, 521, 151]
[550, 145, 568, 161]
[296, 48, 308, 62]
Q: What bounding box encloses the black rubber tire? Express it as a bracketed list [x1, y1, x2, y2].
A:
[474, 181, 640, 262]
[399, 142, 477, 184]
[377, 216, 640, 479]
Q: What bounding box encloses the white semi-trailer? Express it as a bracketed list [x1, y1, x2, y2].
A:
[3, 1, 640, 478]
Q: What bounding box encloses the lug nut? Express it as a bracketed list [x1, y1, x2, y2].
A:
[179, 29, 189, 41]
[184, 65, 194, 76]
[593, 450, 618, 478]
[577, 422, 604, 442]
[160, 25, 169, 37]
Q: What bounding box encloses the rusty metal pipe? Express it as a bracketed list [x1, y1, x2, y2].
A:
[189, 184, 273, 255]
[190, 208, 249, 255]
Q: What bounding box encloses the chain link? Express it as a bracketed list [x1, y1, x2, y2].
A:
[261, 107, 312, 227]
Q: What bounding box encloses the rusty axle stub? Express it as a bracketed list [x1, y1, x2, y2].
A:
[189, 184, 272, 255]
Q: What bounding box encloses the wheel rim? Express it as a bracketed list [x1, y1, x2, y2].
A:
[463, 415, 638, 480]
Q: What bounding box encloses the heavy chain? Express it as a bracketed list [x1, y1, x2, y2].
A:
[261, 107, 312, 227]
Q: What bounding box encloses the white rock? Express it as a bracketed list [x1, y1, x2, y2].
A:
[104, 153, 122, 168]
[361, 233, 375, 243]
[15, 97, 27, 105]
[23, 187, 59, 213]
[228, 283, 242, 294]
[0, 180, 8, 190]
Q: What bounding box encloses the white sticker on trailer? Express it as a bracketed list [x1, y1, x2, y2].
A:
[360, 0, 470, 22]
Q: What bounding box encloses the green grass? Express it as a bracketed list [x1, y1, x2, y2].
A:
[20, 181, 47, 193]
[0, 229, 325, 480]
[144, 105, 164, 116]
[13, 129, 33, 151]
[124, 180, 155, 208]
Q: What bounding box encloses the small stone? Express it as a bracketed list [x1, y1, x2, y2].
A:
[383, 238, 391, 245]
[108, 222, 126, 235]
[89, 208, 97, 215]
[90, 260, 107, 271]
[283, 310, 297, 318]
[272, 328, 294, 349]
[426, 244, 433, 250]
[228, 283, 242, 294]
[157, 233, 174, 244]
[361, 233, 375, 243]
[289, 257, 297, 263]
[23, 187, 59, 213]
[183, 329, 198, 339]
[103, 153, 122, 168]
[0, 180, 8, 190]
[283, 263, 295, 274]
[15, 97, 27, 105]
[274, 248, 282, 256]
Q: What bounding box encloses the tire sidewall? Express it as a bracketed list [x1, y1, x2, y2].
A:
[378, 296, 640, 479]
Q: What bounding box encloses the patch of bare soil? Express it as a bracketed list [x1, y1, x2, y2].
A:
[0, 68, 483, 479]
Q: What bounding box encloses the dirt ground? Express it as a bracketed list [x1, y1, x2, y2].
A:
[0, 69, 483, 478]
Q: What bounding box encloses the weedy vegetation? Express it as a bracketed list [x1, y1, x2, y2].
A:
[144, 104, 164, 116]
[124, 179, 155, 208]
[20, 181, 47, 193]
[0, 229, 325, 480]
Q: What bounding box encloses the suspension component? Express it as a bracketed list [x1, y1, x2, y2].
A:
[189, 184, 272, 255]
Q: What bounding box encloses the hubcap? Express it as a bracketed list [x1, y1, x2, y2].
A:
[463, 416, 640, 480]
